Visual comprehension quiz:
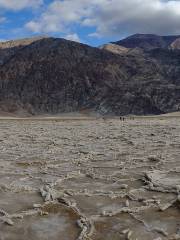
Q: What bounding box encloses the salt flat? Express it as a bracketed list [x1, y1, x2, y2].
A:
[0, 117, 180, 240]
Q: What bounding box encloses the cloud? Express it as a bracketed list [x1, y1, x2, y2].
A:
[0, 0, 43, 11]
[25, 0, 93, 33]
[64, 33, 80, 42]
[89, 0, 180, 37]
[25, 0, 180, 38]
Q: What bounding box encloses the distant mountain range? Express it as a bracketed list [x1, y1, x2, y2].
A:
[0, 34, 179, 116]
[113, 33, 180, 50]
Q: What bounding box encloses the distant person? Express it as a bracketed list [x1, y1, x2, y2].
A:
[120, 116, 125, 121]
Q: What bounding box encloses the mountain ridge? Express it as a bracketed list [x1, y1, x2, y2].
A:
[0, 35, 179, 116]
[113, 33, 180, 50]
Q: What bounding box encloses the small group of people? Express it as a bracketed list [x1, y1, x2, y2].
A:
[101, 116, 135, 121]
[120, 116, 135, 121]
[119, 116, 125, 121]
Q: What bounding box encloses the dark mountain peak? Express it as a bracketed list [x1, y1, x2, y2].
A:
[113, 33, 180, 50]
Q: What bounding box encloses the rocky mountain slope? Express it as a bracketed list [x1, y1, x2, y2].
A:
[0, 36, 179, 116]
[0, 36, 47, 65]
[170, 38, 180, 50]
[100, 43, 144, 56]
[99, 44, 130, 55]
[113, 34, 180, 50]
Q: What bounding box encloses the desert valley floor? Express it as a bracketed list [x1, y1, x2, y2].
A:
[0, 115, 180, 240]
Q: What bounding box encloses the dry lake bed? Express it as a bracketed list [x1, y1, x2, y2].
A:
[0, 116, 180, 240]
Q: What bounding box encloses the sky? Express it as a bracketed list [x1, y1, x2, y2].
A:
[0, 0, 180, 46]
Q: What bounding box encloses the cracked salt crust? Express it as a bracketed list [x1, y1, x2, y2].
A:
[0, 117, 179, 240]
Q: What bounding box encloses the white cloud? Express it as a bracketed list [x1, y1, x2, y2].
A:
[0, 0, 43, 11]
[25, 0, 180, 38]
[25, 0, 93, 33]
[64, 33, 80, 42]
[89, 0, 180, 36]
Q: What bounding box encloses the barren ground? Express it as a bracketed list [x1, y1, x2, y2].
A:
[0, 116, 180, 240]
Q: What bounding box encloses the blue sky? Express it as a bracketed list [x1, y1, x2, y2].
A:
[0, 0, 180, 46]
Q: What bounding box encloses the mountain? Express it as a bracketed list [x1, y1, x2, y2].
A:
[113, 34, 180, 50]
[170, 38, 180, 50]
[0, 36, 47, 49]
[100, 43, 144, 56]
[0, 36, 179, 116]
[99, 44, 130, 55]
[0, 36, 48, 65]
